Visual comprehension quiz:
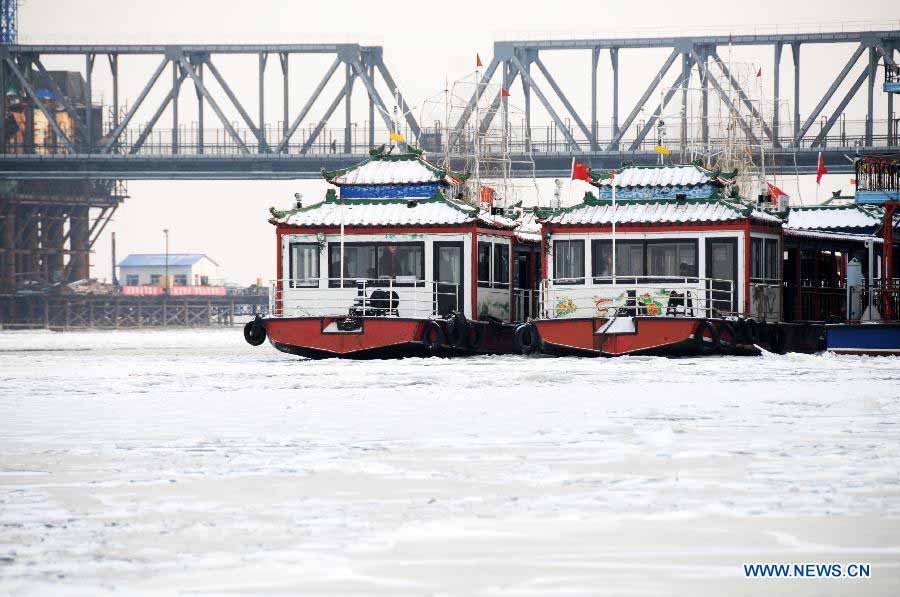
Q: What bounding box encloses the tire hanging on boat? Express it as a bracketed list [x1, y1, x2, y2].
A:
[243, 317, 267, 346]
[716, 321, 737, 353]
[514, 323, 540, 355]
[467, 322, 484, 351]
[767, 325, 786, 354]
[446, 312, 470, 348]
[693, 320, 719, 355]
[744, 318, 759, 344]
[422, 320, 446, 355]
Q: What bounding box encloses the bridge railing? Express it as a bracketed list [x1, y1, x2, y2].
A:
[4, 119, 895, 158]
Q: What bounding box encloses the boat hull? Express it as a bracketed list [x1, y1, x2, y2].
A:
[530, 316, 758, 357]
[261, 316, 517, 359]
[826, 322, 900, 356]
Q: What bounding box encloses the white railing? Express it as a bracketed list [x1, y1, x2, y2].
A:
[514, 287, 539, 320]
[269, 278, 459, 319]
[540, 276, 734, 319]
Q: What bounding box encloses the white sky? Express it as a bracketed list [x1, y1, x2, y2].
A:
[20, 0, 900, 284]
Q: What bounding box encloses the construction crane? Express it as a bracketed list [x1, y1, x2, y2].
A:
[0, 0, 17, 45]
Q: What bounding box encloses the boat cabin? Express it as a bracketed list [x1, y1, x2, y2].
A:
[266, 146, 539, 345]
[540, 164, 784, 323]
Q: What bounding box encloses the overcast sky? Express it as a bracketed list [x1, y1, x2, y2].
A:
[21, 0, 900, 284]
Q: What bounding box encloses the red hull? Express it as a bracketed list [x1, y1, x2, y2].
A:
[262, 316, 517, 359]
[532, 317, 756, 357]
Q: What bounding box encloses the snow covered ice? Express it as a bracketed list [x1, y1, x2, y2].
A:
[2, 328, 900, 595]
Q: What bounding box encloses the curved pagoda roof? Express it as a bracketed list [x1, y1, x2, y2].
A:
[321, 145, 465, 186]
[269, 189, 517, 230]
[590, 163, 737, 188]
[545, 194, 781, 226]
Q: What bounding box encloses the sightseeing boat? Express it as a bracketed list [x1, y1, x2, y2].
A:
[516, 163, 786, 357]
[243, 145, 539, 358]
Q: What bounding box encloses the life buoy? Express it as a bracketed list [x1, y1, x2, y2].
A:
[422, 320, 446, 355]
[693, 320, 719, 355]
[717, 321, 737, 352]
[514, 323, 540, 355]
[243, 317, 266, 346]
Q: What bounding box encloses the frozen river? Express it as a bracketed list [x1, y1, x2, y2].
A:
[1, 328, 899, 595]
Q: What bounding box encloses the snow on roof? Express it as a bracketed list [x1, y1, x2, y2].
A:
[272, 195, 516, 230]
[276, 198, 471, 227]
[546, 199, 775, 226]
[329, 157, 442, 185]
[594, 165, 724, 188]
[118, 254, 216, 267]
[786, 205, 880, 230]
[323, 147, 464, 186]
[783, 228, 882, 244]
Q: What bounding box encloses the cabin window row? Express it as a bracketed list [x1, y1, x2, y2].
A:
[289, 241, 426, 288]
[750, 238, 780, 281]
[553, 239, 699, 284]
[477, 241, 510, 288]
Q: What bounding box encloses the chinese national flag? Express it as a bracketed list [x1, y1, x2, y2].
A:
[766, 182, 787, 199]
[816, 152, 828, 185]
[756, 68, 762, 77]
[501, 87, 510, 97]
[476, 53, 483, 68]
[571, 159, 591, 182]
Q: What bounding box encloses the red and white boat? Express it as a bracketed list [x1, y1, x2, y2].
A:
[244, 145, 540, 358]
[516, 163, 784, 357]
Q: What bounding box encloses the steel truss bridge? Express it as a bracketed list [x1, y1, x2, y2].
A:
[0, 31, 898, 180]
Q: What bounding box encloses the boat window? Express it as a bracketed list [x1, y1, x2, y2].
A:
[174, 274, 188, 286]
[477, 242, 491, 287]
[289, 242, 320, 288]
[646, 241, 697, 279]
[751, 238, 779, 281]
[615, 241, 645, 281]
[328, 242, 423, 287]
[593, 239, 696, 282]
[553, 239, 584, 284]
[493, 244, 510, 288]
[126, 275, 139, 286]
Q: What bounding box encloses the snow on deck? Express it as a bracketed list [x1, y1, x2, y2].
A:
[2, 329, 899, 594]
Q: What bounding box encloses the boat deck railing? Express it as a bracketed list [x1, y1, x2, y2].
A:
[540, 276, 734, 319]
[848, 281, 900, 322]
[269, 278, 459, 319]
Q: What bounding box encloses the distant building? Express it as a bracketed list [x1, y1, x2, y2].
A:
[118, 254, 222, 287]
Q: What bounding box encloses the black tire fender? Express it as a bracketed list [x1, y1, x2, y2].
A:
[694, 320, 719, 355]
[422, 320, 446, 354]
[717, 321, 737, 352]
[446, 312, 469, 348]
[745, 318, 759, 344]
[467, 322, 484, 351]
[768, 325, 786, 354]
[514, 323, 540, 355]
[243, 317, 266, 347]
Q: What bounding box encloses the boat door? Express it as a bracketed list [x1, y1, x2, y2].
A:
[514, 249, 535, 320]
[434, 241, 464, 316]
[705, 238, 738, 315]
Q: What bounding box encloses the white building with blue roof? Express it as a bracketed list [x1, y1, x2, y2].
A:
[118, 253, 222, 287]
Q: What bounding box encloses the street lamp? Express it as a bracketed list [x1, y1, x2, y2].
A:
[163, 228, 169, 293]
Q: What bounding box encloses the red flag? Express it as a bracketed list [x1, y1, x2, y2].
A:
[816, 152, 828, 185]
[766, 182, 787, 199]
[756, 68, 762, 77]
[476, 53, 483, 68]
[480, 186, 494, 206]
[501, 87, 510, 97]
[571, 159, 591, 182]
